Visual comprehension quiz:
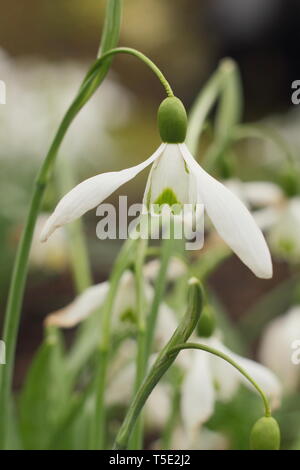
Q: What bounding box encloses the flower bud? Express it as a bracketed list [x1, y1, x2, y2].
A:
[197, 305, 216, 338]
[250, 416, 280, 450]
[157, 97, 187, 143]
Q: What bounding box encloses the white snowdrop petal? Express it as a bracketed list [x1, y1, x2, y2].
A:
[181, 351, 215, 433]
[143, 144, 195, 206]
[45, 282, 109, 328]
[179, 144, 273, 279]
[41, 144, 166, 241]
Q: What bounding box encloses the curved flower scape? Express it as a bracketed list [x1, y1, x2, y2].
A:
[180, 336, 282, 438]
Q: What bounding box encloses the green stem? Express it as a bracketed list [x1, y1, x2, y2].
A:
[98, 0, 123, 57]
[0, 0, 123, 449]
[89, 238, 136, 450]
[129, 239, 148, 450]
[161, 372, 182, 449]
[169, 342, 271, 417]
[186, 67, 223, 155]
[86, 47, 174, 98]
[66, 0, 124, 366]
[186, 58, 240, 156]
[202, 59, 242, 172]
[145, 235, 175, 361]
[114, 278, 203, 450]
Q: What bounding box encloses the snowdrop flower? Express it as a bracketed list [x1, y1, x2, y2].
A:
[41, 97, 272, 279]
[259, 306, 300, 393]
[45, 263, 178, 343]
[268, 197, 300, 262]
[45, 270, 142, 328]
[29, 213, 69, 272]
[180, 336, 281, 439]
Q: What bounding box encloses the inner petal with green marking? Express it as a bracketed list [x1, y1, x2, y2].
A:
[143, 144, 197, 212]
[153, 187, 182, 214]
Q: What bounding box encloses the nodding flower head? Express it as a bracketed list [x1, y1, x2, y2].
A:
[41, 97, 272, 279]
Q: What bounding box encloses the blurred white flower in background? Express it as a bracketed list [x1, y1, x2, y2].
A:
[262, 108, 300, 166]
[0, 48, 132, 167]
[259, 306, 300, 393]
[226, 179, 300, 262]
[225, 179, 285, 231]
[267, 197, 300, 262]
[167, 426, 228, 450]
[44, 257, 185, 330]
[29, 213, 69, 272]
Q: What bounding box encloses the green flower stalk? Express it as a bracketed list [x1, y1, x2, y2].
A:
[169, 342, 273, 418]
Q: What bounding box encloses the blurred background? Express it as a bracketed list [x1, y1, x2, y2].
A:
[0, 0, 300, 403]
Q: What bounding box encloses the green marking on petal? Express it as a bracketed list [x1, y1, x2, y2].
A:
[146, 185, 152, 210]
[183, 159, 190, 174]
[154, 188, 181, 207]
[120, 308, 137, 325]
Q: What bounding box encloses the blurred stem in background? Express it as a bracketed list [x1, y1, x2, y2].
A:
[129, 226, 178, 449]
[90, 237, 136, 450]
[0, 0, 123, 449]
[161, 370, 182, 449]
[186, 58, 242, 176]
[203, 58, 242, 176]
[145, 234, 176, 359]
[129, 238, 148, 450]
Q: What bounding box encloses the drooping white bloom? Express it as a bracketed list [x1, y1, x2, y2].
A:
[180, 336, 282, 438]
[41, 143, 272, 279]
[45, 270, 140, 329]
[259, 306, 300, 393]
[45, 264, 178, 344]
